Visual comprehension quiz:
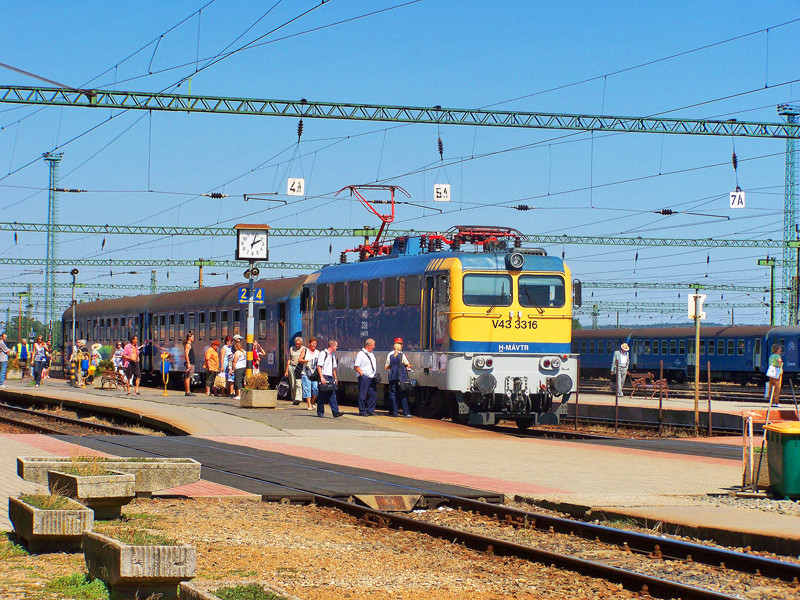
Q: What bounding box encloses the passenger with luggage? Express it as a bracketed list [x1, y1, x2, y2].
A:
[766, 344, 783, 408]
[316, 339, 343, 418]
[299, 336, 320, 410]
[354, 338, 379, 416]
[385, 337, 413, 417]
[230, 340, 246, 401]
[204, 339, 221, 396]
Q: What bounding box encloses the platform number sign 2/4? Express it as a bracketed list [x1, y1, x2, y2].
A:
[434, 183, 451, 202]
[287, 178, 305, 197]
[729, 190, 745, 209]
[238, 287, 265, 304]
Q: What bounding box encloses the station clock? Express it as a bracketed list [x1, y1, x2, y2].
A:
[234, 224, 270, 261]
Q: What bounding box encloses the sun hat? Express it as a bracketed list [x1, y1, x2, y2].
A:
[620, 343, 629, 351]
[233, 334, 243, 340]
[91, 343, 102, 351]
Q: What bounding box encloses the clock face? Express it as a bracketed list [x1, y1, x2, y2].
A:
[237, 230, 268, 260]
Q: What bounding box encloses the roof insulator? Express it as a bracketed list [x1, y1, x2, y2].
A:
[297, 119, 304, 142]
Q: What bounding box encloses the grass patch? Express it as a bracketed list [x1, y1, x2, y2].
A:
[46, 573, 109, 600]
[214, 583, 287, 600]
[95, 526, 177, 546]
[119, 513, 162, 526]
[18, 493, 75, 510]
[55, 465, 118, 477]
[0, 533, 29, 558]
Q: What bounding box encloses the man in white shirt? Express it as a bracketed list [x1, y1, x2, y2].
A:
[0, 332, 10, 388]
[316, 339, 343, 418]
[354, 338, 378, 416]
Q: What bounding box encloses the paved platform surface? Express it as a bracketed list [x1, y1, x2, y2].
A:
[2, 378, 799, 554]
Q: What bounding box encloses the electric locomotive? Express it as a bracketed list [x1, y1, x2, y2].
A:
[308, 226, 581, 427]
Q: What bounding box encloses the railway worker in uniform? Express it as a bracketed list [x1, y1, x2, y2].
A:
[385, 337, 413, 417]
[184, 331, 196, 397]
[610, 342, 630, 398]
[285, 336, 305, 405]
[766, 344, 783, 408]
[316, 339, 343, 418]
[354, 338, 379, 416]
[204, 339, 221, 396]
[299, 336, 320, 410]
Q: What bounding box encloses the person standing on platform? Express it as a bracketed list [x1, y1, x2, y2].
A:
[285, 336, 305, 405]
[610, 342, 630, 398]
[204, 339, 220, 395]
[767, 344, 783, 408]
[230, 340, 247, 401]
[0, 332, 12, 388]
[32, 335, 47, 387]
[385, 337, 413, 417]
[184, 331, 196, 397]
[354, 338, 378, 416]
[18, 339, 29, 383]
[252, 339, 263, 375]
[299, 336, 319, 410]
[113, 342, 124, 373]
[316, 339, 343, 418]
[122, 335, 143, 395]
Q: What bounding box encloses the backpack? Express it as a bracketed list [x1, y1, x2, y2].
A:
[305, 351, 321, 381]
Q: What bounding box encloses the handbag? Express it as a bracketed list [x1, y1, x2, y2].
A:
[318, 381, 336, 393]
[293, 363, 303, 378]
[213, 373, 226, 389]
[766, 365, 780, 379]
[277, 376, 290, 399]
[398, 379, 414, 392]
[372, 372, 382, 384]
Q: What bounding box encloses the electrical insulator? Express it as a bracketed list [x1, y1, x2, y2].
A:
[451, 238, 460, 251]
[339, 252, 347, 264]
[297, 119, 304, 142]
[514, 237, 522, 248]
[397, 238, 406, 253]
[419, 236, 427, 250]
[359, 249, 367, 262]
[208, 192, 226, 199]
[732, 151, 738, 171]
[428, 239, 436, 253]
[434, 238, 443, 251]
[515, 205, 532, 211]
[438, 137, 444, 161]
[657, 209, 675, 215]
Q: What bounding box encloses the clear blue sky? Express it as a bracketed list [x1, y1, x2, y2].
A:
[1, 0, 799, 327]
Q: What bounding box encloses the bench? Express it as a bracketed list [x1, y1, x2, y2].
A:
[100, 369, 127, 390]
[628, 371, 669, 399]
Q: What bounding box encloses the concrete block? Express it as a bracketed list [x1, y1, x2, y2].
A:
[84, 530, 196, 600]
[48, 469, 135, 520]
[18, 457, 201, 493]
[8, 496, 93, 552]
[240, 389, 277, 408]
[181, 580, 302, 600]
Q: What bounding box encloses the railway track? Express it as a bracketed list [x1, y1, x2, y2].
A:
[578, 380, 800, 405]
[0, 403, 149, 437]
[81, 435, 799, 600]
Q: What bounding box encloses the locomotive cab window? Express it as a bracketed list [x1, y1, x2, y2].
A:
[316, 284, 328, 311]
[518, 275, 565, 308]
[462, 274, 512, 307]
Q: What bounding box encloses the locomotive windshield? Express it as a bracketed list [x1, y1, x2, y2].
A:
[518, 275, 565, 308]
[463, 274, 512, 306]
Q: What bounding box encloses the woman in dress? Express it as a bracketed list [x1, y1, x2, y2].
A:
[385, 337, 413, 417]
[229, 340, 247, 400]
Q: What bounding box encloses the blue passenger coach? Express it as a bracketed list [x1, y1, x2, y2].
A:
[573, 325, 800, 384]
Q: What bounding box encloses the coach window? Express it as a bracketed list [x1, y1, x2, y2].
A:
[737, 339, 745, 355]
[189, 312, 195, 334]
[660, 340, 668, 355]
[209, 312, 217, 339]
[334, 282, 347, 309]
[198, 312, 205, 341]
[716, 340, 724, 355]
[384, 277, 399, 307]
[679, 340, 686, 355]
[316, 285, 328, 311]
[463, 274, 512, 306]
[651, 340, 659, 355]
[698, 340, 705, 354]
[349, 281, 362, 309]
[405, 275, 421, 306]
[572, 341, 578, 353]
[589, 341, 595, 353]
[708, 340, 715, 355]
[368, 279, 382, 308]
[221, 310, 229, 337]
[168, 315, 175, 340]
[178, 314, 185, 339]
[258, 308, 266, 338]
[726, 339, 734, 355]
[580, 341, 586, 354]
[780, 338, 786, 351]
[669, 340, 677, 355]
[754, 339, 761, 355]
[604, 341, 611, 354]
[643, 340, 650, 354]
[233, 309, 241, 335]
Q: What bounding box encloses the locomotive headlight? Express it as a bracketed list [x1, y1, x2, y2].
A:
[539, 356, 560, 370]
[474, 356, 486, 369]
[551, 357, 561, 368]
[507, 252, 525, 269]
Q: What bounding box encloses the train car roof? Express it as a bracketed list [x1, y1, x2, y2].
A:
[313, 251, 565, 283]
[63, 275, 307, 319]
[575, 325, 774, 338]
[572, 328, 635, 339]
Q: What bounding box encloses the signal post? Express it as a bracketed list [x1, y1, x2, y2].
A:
[234, 224, 270, 379]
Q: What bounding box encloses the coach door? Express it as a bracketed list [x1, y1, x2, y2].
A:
[423, 273, 449, 351]
[753, 338, 762, 372]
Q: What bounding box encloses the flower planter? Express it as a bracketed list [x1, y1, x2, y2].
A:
[8, 496, 93, 552]
[181, 580, 301, 600]
[84, 530, 196, 600]
[48, 468, 135, 520]
[240, 389, 278, 408]
[18, 457, 201, 496]
[744, 453, 771, 488]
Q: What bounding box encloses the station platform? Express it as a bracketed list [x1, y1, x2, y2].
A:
[1, 378, 799, 556]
